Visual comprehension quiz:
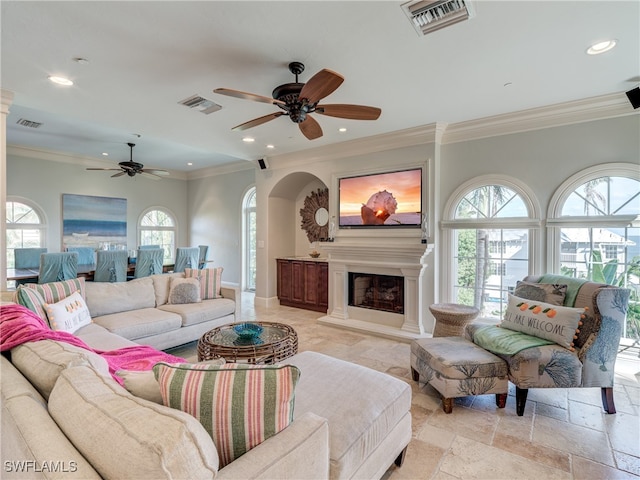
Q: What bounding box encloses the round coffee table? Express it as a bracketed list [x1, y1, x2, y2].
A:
[429, 303, 480, 337]
[197, 321, 298, 364]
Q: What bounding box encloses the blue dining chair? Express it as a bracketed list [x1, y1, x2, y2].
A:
[38, 252, 78, 284]
[14, 247, 48, 285]
[66, 246, 96, 265]
[198, 245, 209, 269]
[94, 250, 128, 282]
[174, 247, 199, 273]
[139, 245, 160, 249]
[134, 248, 164, 278]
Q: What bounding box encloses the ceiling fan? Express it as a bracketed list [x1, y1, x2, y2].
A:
[86, 143, 170, 179]
[214, 62, 381, 140]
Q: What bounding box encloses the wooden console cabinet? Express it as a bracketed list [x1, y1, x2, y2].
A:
[277, 258, 328, 313]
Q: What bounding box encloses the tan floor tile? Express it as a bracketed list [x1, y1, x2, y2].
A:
[410, 404, 433, 437]
[385, 438, 446, 480]
[572, 455, 640, 480]
[527, 388, 568, 410]
[439, 436, 571, 480]
[568, 400, 606, 431]
[427, 407, 499, 445]
[533, 415, 614, 466]
[614, 451, 640, 477]
[492, 430, 571, 473]
[605, 411, 640, 457]
[417, 423, 456, 449]
[535, 401, 568, 421]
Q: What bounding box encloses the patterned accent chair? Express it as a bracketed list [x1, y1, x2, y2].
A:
[466, 275, 630, 416]
[174, 247, 199, 273]
[38, 252, 78, 284]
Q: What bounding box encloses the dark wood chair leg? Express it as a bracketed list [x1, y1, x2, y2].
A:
[601, 387, 617, 414]
[394, 446, 408, 467]
[515, 387, 528, 416]
[411, 367, 420, 382]
[495, 393, 507, 408]
[442, 397, 453, 414]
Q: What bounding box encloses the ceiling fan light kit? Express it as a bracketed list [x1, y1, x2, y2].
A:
[86, 143, 170, 179]
[214, 62, 381, 140]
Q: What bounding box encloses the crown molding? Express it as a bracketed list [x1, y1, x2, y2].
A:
[442, 91, 637, 144]
[187, 159, 255, 180]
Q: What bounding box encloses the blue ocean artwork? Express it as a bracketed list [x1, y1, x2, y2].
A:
[62, 194, 127, 246]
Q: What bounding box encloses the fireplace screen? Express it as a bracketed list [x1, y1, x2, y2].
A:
[348, 273, 404, 314]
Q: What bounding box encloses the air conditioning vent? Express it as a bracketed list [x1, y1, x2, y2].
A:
[16, 118, 43, 128]
[178, 95, 222, 115]
[402, 0, 474, 36]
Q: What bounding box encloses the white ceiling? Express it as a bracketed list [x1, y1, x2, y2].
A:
[2, 1, 639, 174]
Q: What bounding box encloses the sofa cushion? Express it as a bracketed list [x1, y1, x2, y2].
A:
[287, 351, 411, 480]
[158, 298, 236, 327]
[150, 272, 185, 306]
[168, 277, 201, 305]
[501, 294, 585, 350]
[84, 277, 155, 317]
[11, 339, 110, 400]
[154, 362, 300, 468]
[514, 280, 567, 306]
[74, 322, 139, 351]
[44, 291, 92, 333]
[91, 308, 182, 341]
[48, 364, 219, 479]
[185, 267, 223, 299]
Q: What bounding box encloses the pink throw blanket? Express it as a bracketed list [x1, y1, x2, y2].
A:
[0, 304, 185, 385]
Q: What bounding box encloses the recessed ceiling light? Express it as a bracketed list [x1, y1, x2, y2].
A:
[242, 137, 255, 143]
[102, 152, 109, 156]
[338, 127, 347, 133]
[586, 39, 617, 55]
[266, 144, 275, 149]
[48, 75, 73, 86]
[187, 162, 193, 166]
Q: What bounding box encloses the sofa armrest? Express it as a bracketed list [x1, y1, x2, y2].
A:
[220, 283, 240, 316]
[216, 412, 329, 480]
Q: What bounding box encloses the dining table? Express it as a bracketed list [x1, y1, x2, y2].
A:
[7, 263, 175, 283]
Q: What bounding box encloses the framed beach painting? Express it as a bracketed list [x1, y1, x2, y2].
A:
[62, 194, 127, 249]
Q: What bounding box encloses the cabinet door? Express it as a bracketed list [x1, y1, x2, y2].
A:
[277, 259, 292, 302]
[303, 262, 319, 305]
[317, 262, 328, 309]
[291, 261, 305, 303]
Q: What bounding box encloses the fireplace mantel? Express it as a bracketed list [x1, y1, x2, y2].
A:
[318, 239, 433, 341]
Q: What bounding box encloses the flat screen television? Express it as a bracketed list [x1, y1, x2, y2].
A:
[338, 167, 422, 228]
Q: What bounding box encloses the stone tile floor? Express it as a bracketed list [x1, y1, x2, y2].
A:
[170, 292, 640, 480]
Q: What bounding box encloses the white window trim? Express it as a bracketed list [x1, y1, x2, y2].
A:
[546, 162, 640, 273]
[137, 206, 178, 261]
[441, 174, 542, 303]
[242, 185, 256, 292]
[6, 196, 48, 247]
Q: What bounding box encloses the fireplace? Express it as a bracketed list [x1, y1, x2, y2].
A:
[348, 273, 404, 314]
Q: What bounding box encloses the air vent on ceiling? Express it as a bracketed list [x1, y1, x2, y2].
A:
[16, 118, 43, 128]
[178, 94, 222, 115]
[402, 0, 475, 36]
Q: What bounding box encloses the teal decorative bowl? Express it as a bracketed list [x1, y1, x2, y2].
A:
[233, 322, 263, 340]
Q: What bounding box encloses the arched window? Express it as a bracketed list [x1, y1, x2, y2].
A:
[138, 207, 176, 263]
[548, 163, 639, 339]
[243, 187, 257, 291]
[442, 176, 540, 319]
[6, 198, 47, 268]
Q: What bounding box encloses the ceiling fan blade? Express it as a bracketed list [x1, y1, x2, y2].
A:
[140, 172, 162, 180]
[299, 115, 323, 140]
[86, 167, 121, 171]
[316, 104, 381, 120]
[214, 88, 285, 106]
[299, 69, 344, 104]
[232, 112, 285, 131]
[111, 171, 126, 178]
[142, 169, 170, 176]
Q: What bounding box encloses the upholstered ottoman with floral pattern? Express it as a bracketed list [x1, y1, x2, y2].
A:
[410, 336, 508, 413]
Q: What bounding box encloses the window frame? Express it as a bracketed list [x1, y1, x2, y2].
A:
[137, 206, 178, 263]
[242, 186, 257, 292]
[6, 196, 47, 268]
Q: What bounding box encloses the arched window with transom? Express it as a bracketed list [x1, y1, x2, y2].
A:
[6, 198, 47, 268]
[441, 176, 541, 319]
[138, 207, 177, 263]
[243, 187, 257, 291]
[547, 163, 639, 340]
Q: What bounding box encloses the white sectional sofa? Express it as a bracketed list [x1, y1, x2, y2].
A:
[1, 275, 412, 479]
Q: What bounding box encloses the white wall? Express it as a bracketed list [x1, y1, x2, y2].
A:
[6, 154, 189, 252]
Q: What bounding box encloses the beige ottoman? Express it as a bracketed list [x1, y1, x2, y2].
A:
[410, 336, 508, 413]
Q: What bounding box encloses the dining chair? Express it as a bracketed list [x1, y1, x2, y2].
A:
[14, 247, 48, 285]
[66, 246, 96, 265]
[134, 248, 164, 278]
[139, 245, 160, 249]
[198, 245, 209, 269]
[38, 252, 78, 284]
[174, 247, 199, 273]
[94, 250, 128, 282]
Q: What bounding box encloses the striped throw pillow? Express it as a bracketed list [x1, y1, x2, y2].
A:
[185, 267, 223, 299]
[13, 286, 48, 319]
[17, 278, 87, 325]
[153, 362, 300, 467]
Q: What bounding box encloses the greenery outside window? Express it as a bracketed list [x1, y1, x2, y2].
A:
[6, 199, 46, 269]
[138, 208, 176, 263]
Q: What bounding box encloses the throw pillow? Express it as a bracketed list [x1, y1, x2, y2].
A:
[117, 358, 226, 404]
[153, 361, 300, 467]
[185, 267, 223, 299]
[13, 285, 48, 320]
[19, 277, 88, 321]
[501, 294, 585, 350]
[168, 277, 202, 305]
[44, 291, 92, 333]
[514, 281, 567, 306]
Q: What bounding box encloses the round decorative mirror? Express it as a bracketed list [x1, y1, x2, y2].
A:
[300, 188, 329, 242]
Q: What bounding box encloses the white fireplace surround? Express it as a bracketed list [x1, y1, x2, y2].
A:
[318, 239, 433, 341]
